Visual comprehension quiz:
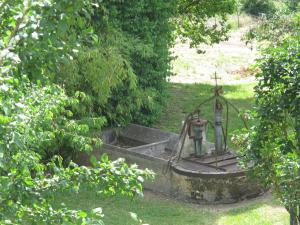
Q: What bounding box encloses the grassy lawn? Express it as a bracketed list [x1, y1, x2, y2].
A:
[51, 82, 289, 225]
[54, 188, 288, 225]
[154, 82, 256, 147]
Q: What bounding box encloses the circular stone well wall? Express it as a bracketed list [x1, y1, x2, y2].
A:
[170, 166, 264, 204]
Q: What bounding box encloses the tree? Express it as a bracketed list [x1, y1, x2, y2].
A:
[175, 0, 236, 48]
[0, 0, 238, 223]
[88, 0, 236, 124]
[0, 1, 154, 224]
[235, 33, 300, 225]
[241, 0, 276, 16]
[287, 0, 300, 10]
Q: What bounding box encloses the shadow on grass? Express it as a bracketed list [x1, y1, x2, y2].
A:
[52, 187, 218, 225]
[52, 187, 288, 225]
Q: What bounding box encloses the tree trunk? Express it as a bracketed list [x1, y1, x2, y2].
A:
[290, 206, 299, 225]
[298, 205, 300, 224]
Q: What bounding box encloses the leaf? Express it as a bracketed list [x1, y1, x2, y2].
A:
[24, 177, 34, 186]
[0, 115, 11, 124]
[101, 153, 109, 163]
[78, 211, 87, 218]
[90, 155, 98, 167]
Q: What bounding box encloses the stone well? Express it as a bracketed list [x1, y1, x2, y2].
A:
[75, 124, 264, 204]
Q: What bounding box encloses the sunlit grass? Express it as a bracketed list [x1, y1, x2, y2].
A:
[218, 204, 288, 225]
[227, 13, 257, 30]
[154, 82, 256, 147]
[53, 188, 288, 225]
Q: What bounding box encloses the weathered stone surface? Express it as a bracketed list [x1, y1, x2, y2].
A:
[74, 124, 265, 204]
[120, 124, 179, 151]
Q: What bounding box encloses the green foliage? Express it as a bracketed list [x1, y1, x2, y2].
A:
[0, 0, 154, 224]
[241, 0, 276, 16]
[245, 12, 300, 46]
[175, 0, 236, 48]
[0, 0, 102, 80]
[0, 76, 103, 162]
[95, 0, 176, 125]
[1, 0, 238, 128]
[89, 0, 237, 125]
[234, 34, 300, 224]
[57, 47, 141, 126]
[286, 0, 300, 10]
[0, 74, 154, 224]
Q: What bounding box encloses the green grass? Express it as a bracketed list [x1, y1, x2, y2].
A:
[51, 81, 289, 225]
[154, 82, 256, 147]
[51, 82, 289, 225]
[227, 13, 257, 30]
[53, 188, 289, 225]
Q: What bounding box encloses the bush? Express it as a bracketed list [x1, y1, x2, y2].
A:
[0, 1, 154, 224]
[235, 34, 300, 225]
[242, 0, 276, 16]
[0, 76, 104, 162]
[93, 0, 176, 125]
[245, 12, 300, 45]
[57, 47, 141, 126]
[287, 0, 300, 10]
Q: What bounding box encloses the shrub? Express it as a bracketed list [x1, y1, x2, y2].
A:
[235, 34, 300, 225]
[242, 0, 276, 16]
[0, 74, 154, 224]
[96, 0, 176, 125]
[101, 0, 236, 124]
[0, 1, 154, 224]
[287, 0, 300, 10]
[57, 47, 141, 126]
[0, 76, 104, 161]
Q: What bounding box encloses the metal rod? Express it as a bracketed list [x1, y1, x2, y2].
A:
[219, 96, 249, 130]
[182, 158, 226, 171]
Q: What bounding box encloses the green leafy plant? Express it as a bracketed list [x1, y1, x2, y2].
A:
[0, 0, 104, 80]
[286, 0, 300, 10]
[244, 11, 300, 46]
[57, 47, 141, 126]
[241, 0, 276, 16]
[234, 34, 300, 225]
[0, 1, 154, 224]
[175, 0, 236, 47]
[0, 74, 154, 224]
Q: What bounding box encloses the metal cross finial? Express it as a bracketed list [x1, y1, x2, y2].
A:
[213, 72, 221, 87]
[211, 72, 222, 96]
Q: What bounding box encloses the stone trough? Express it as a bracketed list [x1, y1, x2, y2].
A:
[75, 124, 264, 204]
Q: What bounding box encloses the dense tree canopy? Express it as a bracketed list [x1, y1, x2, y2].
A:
[0, 0, 238, 224]
[235, 11, 300, 225]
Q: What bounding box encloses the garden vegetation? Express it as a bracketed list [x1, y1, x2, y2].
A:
[235, 6, 300, 225]
[0, 0, 236, 224]
[2, 0, 298, 224]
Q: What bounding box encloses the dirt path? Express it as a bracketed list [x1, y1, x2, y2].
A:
[169, 27, 257, 85]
